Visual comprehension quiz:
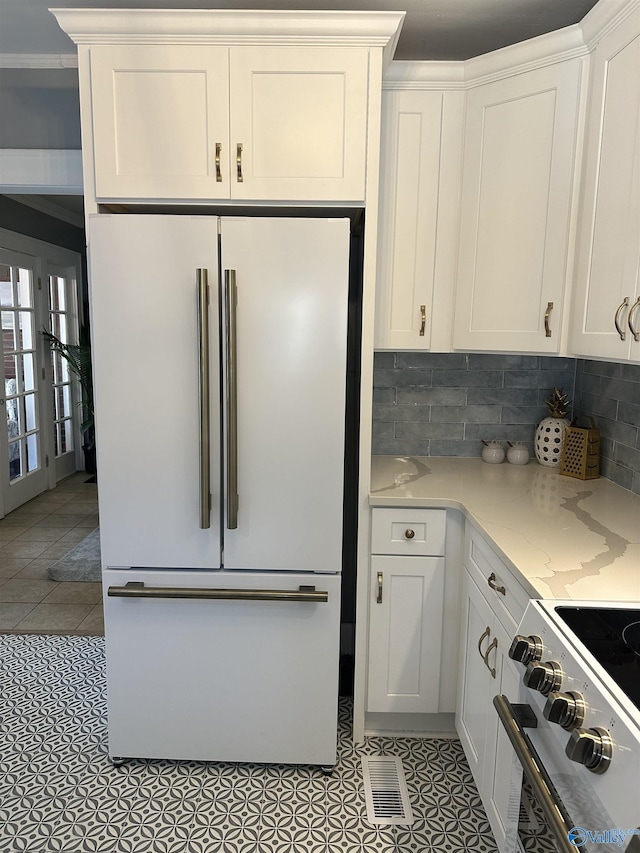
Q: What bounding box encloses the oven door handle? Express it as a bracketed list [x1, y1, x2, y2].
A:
[493, 694, 575, 853]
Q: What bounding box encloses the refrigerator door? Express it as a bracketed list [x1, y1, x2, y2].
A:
[89, 215, 221, 569]
[220, 217, 350, 573]
[103, 567, 341, 764]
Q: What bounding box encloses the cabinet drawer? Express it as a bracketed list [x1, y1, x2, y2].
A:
[465, 525, 529, 631]
[371, 508, 446, 556]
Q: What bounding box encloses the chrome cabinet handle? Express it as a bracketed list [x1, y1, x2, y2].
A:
[197, 269, 211, 530]
[477, 626, 490, 661]
[487, 572, 506, 596]
[419, 305, 426, 337]
[376, 571, 383, 604]
[404, 528, 415, 540]
[215, 143, 222, 183]
[628, 295, 640, 342]
[614, 296, 629, 341]
[484, 637, 498, 678]
[108, 581, 327, 603]
[544, 302, 554, 337]
[494, 695, 574, 853]
[236, 143, 243, 183]
[225, 270, 239, 530]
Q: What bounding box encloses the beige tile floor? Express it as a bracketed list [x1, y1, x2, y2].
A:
[0, 472, 103, 635]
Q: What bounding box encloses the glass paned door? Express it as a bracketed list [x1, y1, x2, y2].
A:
[0, 254, 48, 513]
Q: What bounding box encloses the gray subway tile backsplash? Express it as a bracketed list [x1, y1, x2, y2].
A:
[372, 353, 640, 495]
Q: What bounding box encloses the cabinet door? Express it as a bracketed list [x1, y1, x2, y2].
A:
[570, 18, 640, 361]
[229, 46, 369, 202]
[454, 61, 582, 352]
[90, 45, 230, 200]
[367, 555, 444, 713]
[456, 568, 496, 793]
[375, 91, 443, 349]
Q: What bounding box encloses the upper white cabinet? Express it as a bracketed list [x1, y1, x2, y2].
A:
[570, 9, 640, 362]
[90, 44, 369, 203]
[453, 60, 584, 353]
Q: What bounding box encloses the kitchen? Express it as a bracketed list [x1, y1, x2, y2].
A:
[1, 0, 639, 851]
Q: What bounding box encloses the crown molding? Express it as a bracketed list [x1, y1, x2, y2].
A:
[0, 53, 77, 69]
[50, 9, 406, 67]
[383, 61, 465, 91]
[580, 0, 640, 47]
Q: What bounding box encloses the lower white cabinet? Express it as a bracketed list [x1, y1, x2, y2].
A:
[367, 554, 445, 713]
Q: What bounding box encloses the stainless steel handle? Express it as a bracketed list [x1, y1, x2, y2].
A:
[484, 637, 498, 679]
[225, 269, 239, 530]
[108, 581, 327, 603]
[197, 269, 210, 530]
[419, 305, 426, 337]
[615, 296, 629, 340]
[236, 143, 243, 182]
[478, 626, 490, 661]
[377, 571, 383, 604]
[544, 302, 554, 337]
[493, 695, 574, 853]
[628, 295, 640, 342]
[487, 572, 506, 596]
[215, 142, 222, 183]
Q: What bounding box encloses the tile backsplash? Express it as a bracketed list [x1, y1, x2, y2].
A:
[372, 353, 640, 495]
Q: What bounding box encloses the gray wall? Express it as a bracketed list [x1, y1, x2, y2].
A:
[372, 352, 640, 495]
[0, 69, 81, 149]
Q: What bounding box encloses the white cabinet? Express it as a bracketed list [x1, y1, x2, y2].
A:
[570, 10, 640, 362]
[453, 60, 584, 353]
[375, 87, 464, 350]
[367, 508, 446, 713]
[456, 526, 527, 852]
[89, 44, 369, 203]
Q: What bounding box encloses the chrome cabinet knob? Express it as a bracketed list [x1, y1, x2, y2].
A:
[404, 529, 415, 539]
[565, 727, 613, 774]
[509, 634, 543, 666]
[543, 691, 585, 730]
[523, 661, 562, 695]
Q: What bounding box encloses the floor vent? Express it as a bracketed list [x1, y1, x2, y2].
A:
[361, 756, 414, 826]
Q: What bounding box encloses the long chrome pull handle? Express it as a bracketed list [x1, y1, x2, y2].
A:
[487, 572, 506, 596]
[225, 270, 239, 530]
[484, 637, 498, 679]
[494, 695, 574, 853]
[614, 296, 629, 340]
[419, 304, 426, 337]
[215, 143, 222, 182]
[628, 295, 640, 342]
[478, 626, 490, 661]
[376, 572, 383, 604]
[197, 269, 210, 530]
[544, 302, 554, 337]
[108, 582, 328, 603]
[236, 143, 243, 182]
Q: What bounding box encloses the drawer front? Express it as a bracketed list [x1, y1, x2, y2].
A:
[371, 508, 447, 556]
[465, 526, 529, 631]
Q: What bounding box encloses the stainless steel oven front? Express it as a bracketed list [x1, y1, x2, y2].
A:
[496, 600, 640, 853]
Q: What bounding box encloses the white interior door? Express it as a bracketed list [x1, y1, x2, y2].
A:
[220, 217, 350, 573]
[0, 249, 48, 515]
[89, 215, 221, 568]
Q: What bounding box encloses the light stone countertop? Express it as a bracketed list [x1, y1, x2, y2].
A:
[370, 456, 640, 603]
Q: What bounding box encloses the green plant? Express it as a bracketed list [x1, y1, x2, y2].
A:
[42, 326, 94, 450]
[545, 386, 571, 419]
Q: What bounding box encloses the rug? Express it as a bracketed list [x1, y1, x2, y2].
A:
[47, 528, 101, 582]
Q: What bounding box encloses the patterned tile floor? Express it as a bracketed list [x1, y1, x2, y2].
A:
[0, 634, 500, 853]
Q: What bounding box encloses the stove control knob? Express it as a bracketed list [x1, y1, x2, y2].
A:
[543, 691, 585, 730]
[509, 634, 543, 666]
[523, 660, 562, 695]
[565, 727, 613, 774]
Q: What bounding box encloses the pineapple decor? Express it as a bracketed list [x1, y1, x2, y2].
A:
[535, 387, 571, 467]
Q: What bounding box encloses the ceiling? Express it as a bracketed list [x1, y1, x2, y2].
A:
[0, 0, 600, 62]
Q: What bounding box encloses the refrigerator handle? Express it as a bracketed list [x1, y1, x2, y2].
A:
[225, 269, 239, 529]
[197, 269, 211, 529]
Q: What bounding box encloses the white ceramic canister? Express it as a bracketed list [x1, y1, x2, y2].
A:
[482, 441, 505, 464]
[507, 442, 530, 465]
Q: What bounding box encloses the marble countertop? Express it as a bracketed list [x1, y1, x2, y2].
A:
[370, 456, 640, 603]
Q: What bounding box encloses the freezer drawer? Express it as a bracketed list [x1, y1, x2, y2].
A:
[103, 569, 341, 765]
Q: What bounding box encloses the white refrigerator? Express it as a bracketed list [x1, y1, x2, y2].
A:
[88, 214, 350, 765]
